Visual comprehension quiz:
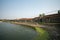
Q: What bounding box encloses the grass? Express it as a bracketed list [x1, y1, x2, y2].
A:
[34, 27, 49, 40]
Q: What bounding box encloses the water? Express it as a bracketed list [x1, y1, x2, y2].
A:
[0, 22, 37, 40]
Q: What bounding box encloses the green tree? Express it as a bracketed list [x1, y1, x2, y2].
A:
[39, 13, 45, 17]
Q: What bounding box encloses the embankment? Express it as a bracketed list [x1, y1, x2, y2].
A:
[11, 22, 60, 40]
[11, 22, 50, 40]
[43, 23, 60, 40]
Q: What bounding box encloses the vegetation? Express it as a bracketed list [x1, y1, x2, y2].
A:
[34, 27, 49, 40]
[39, 13, 45, 17]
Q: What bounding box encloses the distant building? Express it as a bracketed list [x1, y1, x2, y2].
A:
[42, 13, 60, 23]
[32, 17, 41, 23]
[33, 10, 60, 23]
[16, 18, 33, 22]
[10, 10, 60, 23]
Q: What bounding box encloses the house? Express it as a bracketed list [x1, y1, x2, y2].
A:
[41, 10, 60, 23]
[32, 10, 60, 23]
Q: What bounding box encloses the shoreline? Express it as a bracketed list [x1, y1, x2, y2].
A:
[4, 21, 59, 40]
[11, 22, 60, 40]
[11, 22, 46, 28]
[11, 22, 50, 40]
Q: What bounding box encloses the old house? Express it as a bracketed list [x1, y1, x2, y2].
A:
[42, 10, 60, 23]
[32, 10, 60, 23]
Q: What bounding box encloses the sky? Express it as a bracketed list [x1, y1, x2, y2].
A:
[0, 0, 60, 19]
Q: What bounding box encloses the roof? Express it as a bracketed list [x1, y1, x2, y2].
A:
[43, 13, 60, 19]
[19, 18, 33, 20]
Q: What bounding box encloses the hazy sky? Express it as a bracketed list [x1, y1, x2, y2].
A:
[0, 0, 60, 19]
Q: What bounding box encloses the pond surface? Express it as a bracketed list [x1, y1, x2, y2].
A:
[0, 22, 37, 40]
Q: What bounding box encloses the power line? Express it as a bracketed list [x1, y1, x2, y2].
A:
[46, 10, 58, 14]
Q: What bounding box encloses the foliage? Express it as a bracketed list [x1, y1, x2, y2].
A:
[34, 27, 49, 40]
[39, 13, 45, 17]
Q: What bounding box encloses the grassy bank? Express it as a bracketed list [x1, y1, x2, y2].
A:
[34, 27, 49, 40]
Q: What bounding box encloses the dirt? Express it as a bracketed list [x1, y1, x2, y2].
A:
[43, 24, 60, 40]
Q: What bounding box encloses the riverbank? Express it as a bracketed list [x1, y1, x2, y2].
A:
[2, 21, 60, 40]
[11, 22, 46, 28]
[34, 27, 49, 40]
[11, 22, 60, 40]
[0, 22, 38, 40]
[11, 22, 50, 40]
[44, 24, 60, 40]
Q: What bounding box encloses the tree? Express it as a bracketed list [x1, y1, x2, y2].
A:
[58, 10, 60, 14]
[39, 13, 45, 17]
